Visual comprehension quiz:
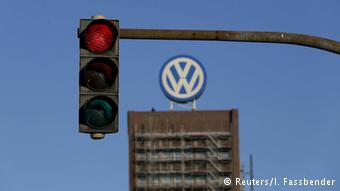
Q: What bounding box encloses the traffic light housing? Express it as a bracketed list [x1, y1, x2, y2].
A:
[78, 18, 119, 139]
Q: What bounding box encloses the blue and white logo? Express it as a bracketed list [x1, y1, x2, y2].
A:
[160, 55, 207, 103]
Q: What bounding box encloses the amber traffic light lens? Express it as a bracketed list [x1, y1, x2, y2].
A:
[84, 20, 117, 53]
[82, 58, 117, 91]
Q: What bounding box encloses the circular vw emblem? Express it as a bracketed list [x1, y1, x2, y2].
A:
[159, 55, 207, 103]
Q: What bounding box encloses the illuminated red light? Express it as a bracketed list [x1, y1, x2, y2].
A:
[84, 21, 117, 53]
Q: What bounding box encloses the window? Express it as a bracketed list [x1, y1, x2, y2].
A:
[151, 176, 160, 185]
[161, 164, 169, 171]
[185, 140, 192, 147]
[174, 151, 181, 160]
[162, 176, 171, 184]
[174, 176, 181, 184]
[218, 137, 230, 146]
[172, 140, 181, 147]
[148, 152, 158, 159]
[136, 153, 145, 160]
[185, 151, 193, 158]
[160, 152, 170, 159]
[185, 164, 192, 171]
[194, 176, 206, 185]
[137, 164, 146, 172]
[137, 176, 145, 185]
[198, 139, 206, 147]
[149, 164, 159, 172]
[136, 140, 145, 148]
[186, 176, 193, 184]
[220, 151, 231, 158]
[194, 162, 206, 171]
[194, 152, 205, 159]
[173, 164, 182, 171]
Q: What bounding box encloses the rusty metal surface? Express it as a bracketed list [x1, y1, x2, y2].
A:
[120, 28, 340, 55]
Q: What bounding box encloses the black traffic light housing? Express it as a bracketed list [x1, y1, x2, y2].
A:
[78, 17, 119, 139]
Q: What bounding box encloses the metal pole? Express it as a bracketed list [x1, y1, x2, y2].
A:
[192, 99, 197, 111]
[250, 154, 254, 191]
[120, 28, 340, 55]
[169, 101, 174, 111]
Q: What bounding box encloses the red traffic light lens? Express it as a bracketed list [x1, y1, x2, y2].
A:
[84, 20, 117, 53]
[82, 58, 117, 91]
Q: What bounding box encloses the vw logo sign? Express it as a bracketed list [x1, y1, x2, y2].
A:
[159, 55, 207, 103]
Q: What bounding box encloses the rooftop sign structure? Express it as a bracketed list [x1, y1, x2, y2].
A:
[159, 55, 207, 109]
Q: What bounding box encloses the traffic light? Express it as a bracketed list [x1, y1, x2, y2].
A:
[78, 17, 119, 139]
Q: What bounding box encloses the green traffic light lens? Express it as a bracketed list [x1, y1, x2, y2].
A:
[83, 97, 117, 129]
[82, 58, 117, 91]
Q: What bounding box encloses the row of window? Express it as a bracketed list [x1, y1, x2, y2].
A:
[136, 163, 209, 172]
[135, 151, 231, 160]
[135, 139, 230, 148]
[136, 175, 228, 185]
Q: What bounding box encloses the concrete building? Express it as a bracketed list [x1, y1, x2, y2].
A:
[128, 110, 241, 191]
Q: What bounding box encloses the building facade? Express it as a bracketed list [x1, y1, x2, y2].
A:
[128, 110, 241, 191]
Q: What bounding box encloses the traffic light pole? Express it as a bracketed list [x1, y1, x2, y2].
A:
[120, 28, 340, 55]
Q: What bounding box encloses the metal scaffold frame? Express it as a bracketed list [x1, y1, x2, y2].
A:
[135, 130, 233, 191]
[129, 110, 241, 191]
